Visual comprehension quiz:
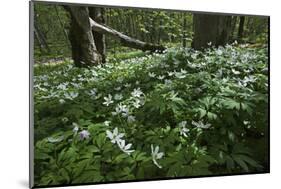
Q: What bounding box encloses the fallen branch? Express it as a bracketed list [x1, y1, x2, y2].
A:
[89, 18, 166, 52]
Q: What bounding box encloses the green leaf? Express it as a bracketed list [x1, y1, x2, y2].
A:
[221, 98, 240, 110]
[114, 153, 129, 163]
[135, 152, 147, 162]
[95, 133, 106, 148]
[89, 145, 100, 153]
[235, 154, 262, 169]
[35, 151, 52, 160]
[233, 155, 249, 172]
[72, 159, 90, 178]
[196, 108, 207, 118]
[136, 167, 145, 178]
[72, 170, 102, 183]
[225, 155, 235, 171]
[58, 168, 70, 183]
[167, 162, 181, 177]
[207, 112, 217, 120]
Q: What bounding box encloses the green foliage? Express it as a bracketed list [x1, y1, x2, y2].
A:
[34, 3, 71, 62]
[34, 44, 268, 186]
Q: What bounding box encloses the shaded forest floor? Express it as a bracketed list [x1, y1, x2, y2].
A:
[34, 45, 269, 186]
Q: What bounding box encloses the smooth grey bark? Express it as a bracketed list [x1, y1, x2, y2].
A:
[67, 6, 101, 67]
[89, 18, 166, 52]
[192, 14, 232, 50]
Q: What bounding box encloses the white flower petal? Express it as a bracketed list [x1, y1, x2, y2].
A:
[155, 146, 159, 153]
[113, 127, 118, 135]
[156, 152, 164, 159]
[106, 130, 113, 139]
[124, 143, 132, 150]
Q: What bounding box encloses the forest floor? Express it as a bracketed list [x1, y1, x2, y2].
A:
[33, 44, 269, 186]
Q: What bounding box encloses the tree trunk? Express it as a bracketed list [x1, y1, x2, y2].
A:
[192, 14, 232, 50]
[229, 16, 237, 41]
[238, 16, 245, 41]
[89, 18, 166, 52]
[67, 6, 101, 67]
[182, 14, 187, 48]
[34, 19, 50, 53]
[130, 14, 136, 38]
[89, 7, 106, 63]
[245, 17, 253, 37]
[54, 5, 71, 48]
[150, 18, 156, 44]
[34, 26, 44, 53]
[158, 19, 162, 44]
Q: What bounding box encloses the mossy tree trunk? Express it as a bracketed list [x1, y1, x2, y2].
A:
[67, 6, 102, 67]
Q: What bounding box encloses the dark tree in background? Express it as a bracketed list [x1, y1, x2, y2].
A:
[34, 18, 50, 53]
[238, 16, 245, 41]
[54, 5, 70, 48]
[230, 16, 237, 41]
[67, 6, 102, 67]
[192, 14, 232, 49]
[182, 14, 187, 48]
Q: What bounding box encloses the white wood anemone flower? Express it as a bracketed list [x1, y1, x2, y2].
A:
[112, 103, 129, 117]
[114, 93, 123, 101]
[73, 126, 79, 133]
[64, 91, 79, 100]
[104, 121, 111, 127]
[124, 83, 131, 88]
[127, 115, 136, 123]
[103, 94, 114, 106]
[192, 121, 211, 129]
[132, 99, 142, 109]
[178, 121, 190, 137]
[148, 72, 156, 78]
[89, 88, 97, 97]
[151, 144, 164, 169]
[131, 88, 143, 98]
[117, 139, 135, 155]
[157, 75, 165, 80]
[106, 128, 135, 155]
[106, 127, 125, 144]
